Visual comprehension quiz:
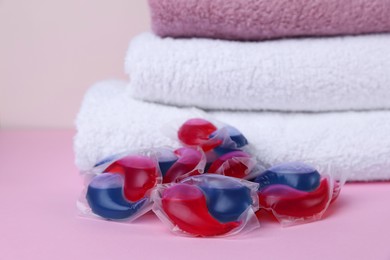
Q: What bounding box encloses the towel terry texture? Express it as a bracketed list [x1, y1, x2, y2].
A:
[149, 0, 390, 41]
[74, 81, 390, 181]
[125, 33, 390, 112]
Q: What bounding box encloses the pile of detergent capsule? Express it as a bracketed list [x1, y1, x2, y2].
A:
[82, 118, 343, 237]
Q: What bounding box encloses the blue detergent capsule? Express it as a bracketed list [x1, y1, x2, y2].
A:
[211, 126, 249, 155]
[86, 173, 146, 220]
[198, 176, 253, 223]
[156, 148, 178, 177]
[254, 162, 321, 192]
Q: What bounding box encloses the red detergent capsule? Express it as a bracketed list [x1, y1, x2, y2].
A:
[162, 184, 240, 237]
[178, 118, 221, 151]
[105, 161, 125, 175]
[106, 155, 158, 202]
[164, 148, 203, 183]
[208, 151, 251, 179]
[258, 178, 331, 218]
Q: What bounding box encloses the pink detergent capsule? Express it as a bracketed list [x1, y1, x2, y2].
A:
[162, 184, 240, 237]
[178, 118, 221, 152]
[164, 148, 203, 183]
[208, 151, 251, 179]
[105, 155, 159, 202]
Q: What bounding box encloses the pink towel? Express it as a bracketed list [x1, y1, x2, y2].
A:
[149, 0, 390, 41]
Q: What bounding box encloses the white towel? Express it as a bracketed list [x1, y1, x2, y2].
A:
[75, 81, 390, 181]
[125, 33, 390, 112]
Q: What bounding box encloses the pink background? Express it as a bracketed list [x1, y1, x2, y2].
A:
[1, 131, 390, 260]
[1, 2, 390, 259]
[0, 0, 149, 129]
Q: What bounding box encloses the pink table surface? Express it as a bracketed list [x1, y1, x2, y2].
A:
[1, 130, 390, 260]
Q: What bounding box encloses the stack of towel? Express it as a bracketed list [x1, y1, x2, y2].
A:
[75, 0, 390, 181]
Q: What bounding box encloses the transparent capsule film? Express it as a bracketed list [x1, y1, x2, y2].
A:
[88, 151, 128, 175]
[209, 126, 246, 151]
[256, 162, 344, 226]
[90, 148, 162, 176]
[160, 146, 207, 183]
[176, 147, 207, 182]
[182, 174, 260, 212]
[204, 126, 261, 180]
[151, 175, 260, 237]
[313, 163, 346, 203]
[78, 150, 164, 223]
[78, 173, 156, 223]
[210, 155, 265, 180]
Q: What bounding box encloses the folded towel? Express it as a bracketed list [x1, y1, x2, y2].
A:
[75, 81, 390, 181]
[149, 0, 390, 41]
[125, 33, 390, 112]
